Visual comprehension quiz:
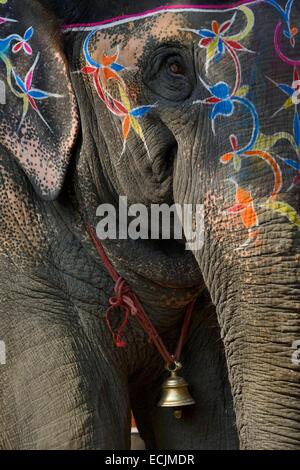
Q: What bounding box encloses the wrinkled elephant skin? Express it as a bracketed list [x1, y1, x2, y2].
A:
[0, 0, 299, 450]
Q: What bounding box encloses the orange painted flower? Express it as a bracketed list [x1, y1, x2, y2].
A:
[227, 182, 258, 230]
[82, 48, 125, 88]
[117, 85, 156, 154]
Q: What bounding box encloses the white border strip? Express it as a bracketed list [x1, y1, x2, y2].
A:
[64, 1, 261, 32]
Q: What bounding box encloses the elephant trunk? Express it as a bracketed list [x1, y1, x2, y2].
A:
[222, 293, 300, 449]
[202, 219, 300, 449]
[172, 120, 300, 448]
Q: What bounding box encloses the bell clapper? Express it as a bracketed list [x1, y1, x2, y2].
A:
[158, 360, 195, 417]
[173, 409, 183, 419]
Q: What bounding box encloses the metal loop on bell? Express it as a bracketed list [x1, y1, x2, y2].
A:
[166, 360, 182, 374]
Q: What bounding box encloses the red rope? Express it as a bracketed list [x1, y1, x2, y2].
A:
[87, 225, 195, 365]
[175, 299, 195, 360]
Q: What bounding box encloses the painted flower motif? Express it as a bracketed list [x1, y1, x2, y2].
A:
[227, 180, 258, 232]
[117, 85, 156, 154]
[82, 30, 155, 155]
[220, 134, 242, 170]
[12, 26, 33, 55]
[287, 25, 298, 47]
[82, 36, 128, 116]
[82, 47, 126, 87]
[12, 53, 62, 130]
[265, 0, 298, 46]
[199, 16, 245, 65]
[197, 80, 235, 133]
[184, 11, 250, 72]
[81, 53, 127, 117]
[197, 75, 259, 156]
[268, 67, 300, 147]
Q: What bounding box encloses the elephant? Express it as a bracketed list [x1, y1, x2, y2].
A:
[0, 0, 299, 450]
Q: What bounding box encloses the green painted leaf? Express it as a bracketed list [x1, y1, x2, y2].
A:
[235, 85, 249, 98]
[262, 201, 300, 229]
[233, 153, 241, 171]
[256, 132, 296, 152]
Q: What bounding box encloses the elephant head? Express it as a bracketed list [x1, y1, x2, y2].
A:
[1, 0, 300, 450]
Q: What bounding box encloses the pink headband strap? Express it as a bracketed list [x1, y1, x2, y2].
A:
[62, 1, 262, 31]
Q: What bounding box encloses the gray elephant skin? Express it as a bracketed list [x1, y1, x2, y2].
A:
[0, 0, 299, 450]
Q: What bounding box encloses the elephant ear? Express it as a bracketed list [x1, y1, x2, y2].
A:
[0, 0, 78, 200]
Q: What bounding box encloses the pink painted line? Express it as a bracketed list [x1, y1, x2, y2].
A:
[62, 1, 261, 30]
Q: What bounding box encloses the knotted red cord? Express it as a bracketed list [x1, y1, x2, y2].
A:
[87, 225, 195, 365]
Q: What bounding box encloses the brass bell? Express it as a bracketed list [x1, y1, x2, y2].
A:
[158, 361, 195, 419]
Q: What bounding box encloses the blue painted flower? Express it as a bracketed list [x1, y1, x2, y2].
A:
[12, 53, 62, 130]
[0, 27, 33, 57]
[209, 82, 235, 121]
[197, 79, 234, 133]
[195, 76, 260, 151]
[268, 68, 300, 147]
[12, 27, 33, 55]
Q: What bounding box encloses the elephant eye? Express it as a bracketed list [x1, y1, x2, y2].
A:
[143, 46, 194, 102]
[168, 59, 186, 76]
